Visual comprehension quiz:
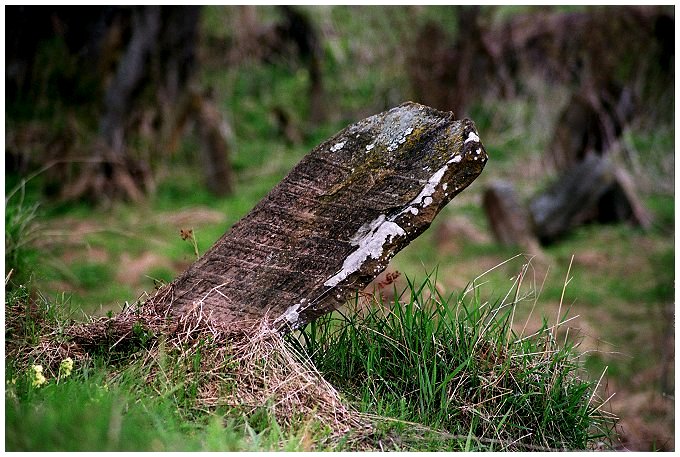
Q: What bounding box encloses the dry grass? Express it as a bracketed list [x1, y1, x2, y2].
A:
[6, 287, 374, 450]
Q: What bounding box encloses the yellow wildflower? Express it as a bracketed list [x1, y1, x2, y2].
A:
[31, 365, 47, 387]
[59, 357, 74, 378]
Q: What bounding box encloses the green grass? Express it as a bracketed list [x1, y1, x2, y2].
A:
[4, 287, 318, 452]
[5, 367, 310, 451]
[5, 264, 615, 451]
[294, 273, 614, 451]
[5, 183, 41, 286]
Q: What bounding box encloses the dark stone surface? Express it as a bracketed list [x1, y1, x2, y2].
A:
[148, 102, 488, 331]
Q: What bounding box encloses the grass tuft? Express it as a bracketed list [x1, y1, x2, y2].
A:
[5, 182, 41, 287]
[295, 266, 617, 451]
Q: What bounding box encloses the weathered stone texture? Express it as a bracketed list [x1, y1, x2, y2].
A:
[148, 102, 488, 331]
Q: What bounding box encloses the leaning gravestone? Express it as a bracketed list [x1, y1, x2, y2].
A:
[144, 102, 487, 333]
[483, 154, 651, 248]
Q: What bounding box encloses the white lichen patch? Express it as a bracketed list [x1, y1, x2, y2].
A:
[330, 141, 346, 152]
[350, 214, 386, 243]
[324, 215, 406, 287]
[464, 131, 480, 144]
[397, 138, 473, 219]
[356, 108, 424, 155]
[274, 301, 302, 326]
[408, 165, 447, 208]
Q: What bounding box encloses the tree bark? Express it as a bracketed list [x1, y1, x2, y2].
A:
[195, 89, 235, 197]
[146, 102, 488, 332]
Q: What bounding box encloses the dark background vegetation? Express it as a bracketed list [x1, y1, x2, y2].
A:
[5, 5, 674, 451]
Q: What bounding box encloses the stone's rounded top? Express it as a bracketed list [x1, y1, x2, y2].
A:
[349, 101, 456, 147]
[325, 102, 456, 158]
[321, 101, 486, 189]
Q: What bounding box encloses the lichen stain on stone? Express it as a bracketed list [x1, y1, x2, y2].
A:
[356, 107, 430, 156]
[464, 131, 480, 144]
[401, 164, 449, 214]
[330, 141, 346, 152]
[394, 124, 485, 221]
[274, 301, 301, 326]
[319, 105, 487, 293]
[324, 214, 406, 287]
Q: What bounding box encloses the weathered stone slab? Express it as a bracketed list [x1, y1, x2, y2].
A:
[483, 180, 541, 253]
[529, 154, 650, 243]
[148, 102, 488, 331]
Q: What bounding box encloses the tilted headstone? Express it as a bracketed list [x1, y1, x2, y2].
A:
[148, 102, 488, 331]
[529, 154, 651, 243]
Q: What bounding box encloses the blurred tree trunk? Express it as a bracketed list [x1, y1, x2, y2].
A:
[64, 6, 162, 202]
[227, 6, 327, 128]
[277, 6, 326, 124]
[53, 6, 232, 203]
[165, 85, 235, 196]
[193, 88, 235, 196]
[409, 6, 498, 115]
[409, 6, 673, 120]
[63, 6, 208, 202]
